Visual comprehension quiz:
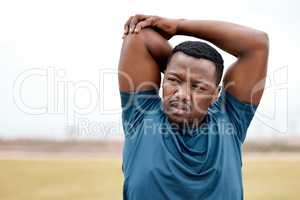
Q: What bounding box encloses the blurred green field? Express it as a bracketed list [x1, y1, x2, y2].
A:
[0, 154, 299, 200]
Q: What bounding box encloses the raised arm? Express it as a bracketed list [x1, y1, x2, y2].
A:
[118, 27, 172, 92]
[176, 20, 269, 105]
[124, 15, 269, 105]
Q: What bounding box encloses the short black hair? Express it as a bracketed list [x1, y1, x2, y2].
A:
[165, 41, 224, 85]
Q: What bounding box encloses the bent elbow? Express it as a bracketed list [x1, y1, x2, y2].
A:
[255, 31, 269, 51]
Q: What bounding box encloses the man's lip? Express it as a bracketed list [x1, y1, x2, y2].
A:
[170, 106, 189, 115]
[169, 101, 190, 112]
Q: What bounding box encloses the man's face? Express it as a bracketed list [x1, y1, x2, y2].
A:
[162, 52, 219, 125]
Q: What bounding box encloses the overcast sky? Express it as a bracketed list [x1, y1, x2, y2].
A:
[0, 0, 299, 139]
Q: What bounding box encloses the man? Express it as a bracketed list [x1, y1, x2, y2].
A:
[118, 14, 268, 200]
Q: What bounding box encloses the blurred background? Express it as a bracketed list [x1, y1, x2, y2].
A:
[0, 0, 299, 199]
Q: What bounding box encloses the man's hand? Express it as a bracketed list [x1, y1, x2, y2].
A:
[123, 14, 182, 40]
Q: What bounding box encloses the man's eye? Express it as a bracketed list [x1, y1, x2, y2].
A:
[167, 77, 179, 83]
[192, 84, 206, 91]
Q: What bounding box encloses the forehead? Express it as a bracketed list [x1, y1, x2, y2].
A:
[166, 52, 217, 83]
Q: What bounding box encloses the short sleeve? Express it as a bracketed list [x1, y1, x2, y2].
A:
[119, 89, 161, 138]
[214, 88, 258, 143]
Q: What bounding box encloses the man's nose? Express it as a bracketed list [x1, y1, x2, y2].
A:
[175, 84, 191, 103]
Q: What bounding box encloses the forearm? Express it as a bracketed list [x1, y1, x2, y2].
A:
[141, 28, 172, 71]
[176, 19, 269, 57]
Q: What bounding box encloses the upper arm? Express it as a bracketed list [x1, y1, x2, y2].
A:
[118, 28, 172, 92]
[118, 28, 171, 138]
[214, 88, 258, 143]
[223, 33, 269, 105]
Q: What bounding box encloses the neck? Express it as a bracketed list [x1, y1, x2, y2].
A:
[167, 114, 207, 135]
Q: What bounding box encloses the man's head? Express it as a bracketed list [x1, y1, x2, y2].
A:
[162, 41, 224, 126]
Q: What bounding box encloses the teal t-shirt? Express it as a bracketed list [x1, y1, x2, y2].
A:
[120, 87, 257, 200]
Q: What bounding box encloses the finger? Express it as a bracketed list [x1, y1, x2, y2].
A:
[129, 14, 148, 33]
[134, 17, 154, 33]
[129, 16, 139, 33]
[124, 16, 133, 35]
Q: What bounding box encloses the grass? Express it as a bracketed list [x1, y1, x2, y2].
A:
[0, 153, 299, 200]
[0, 157, 123, 200]
[243, 153, 300, 200]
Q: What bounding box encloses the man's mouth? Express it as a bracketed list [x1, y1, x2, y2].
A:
[169, 101, 191, 114]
